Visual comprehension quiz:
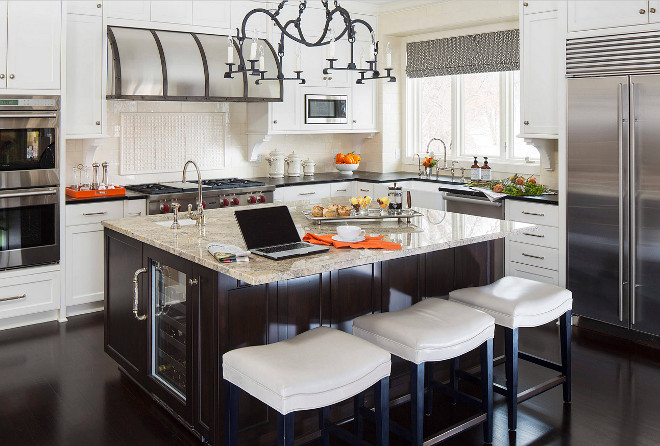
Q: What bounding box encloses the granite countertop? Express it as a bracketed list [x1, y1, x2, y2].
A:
[66, 189, 147, 204]
[253, 171, 559, 205]
[102, 199, 535, 286]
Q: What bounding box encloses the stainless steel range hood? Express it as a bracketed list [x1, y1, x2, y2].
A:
[107, 26, 282, 102]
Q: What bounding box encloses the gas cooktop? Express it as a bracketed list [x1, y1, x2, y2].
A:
[192, 178, 267, 190]
[125, 183, 185, 195]
[125, 179, 269, 195]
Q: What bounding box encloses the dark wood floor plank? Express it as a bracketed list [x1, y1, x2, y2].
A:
[1, 313, 660, 445]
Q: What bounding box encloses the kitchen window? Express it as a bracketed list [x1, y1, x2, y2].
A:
[406, 70, 539, 163]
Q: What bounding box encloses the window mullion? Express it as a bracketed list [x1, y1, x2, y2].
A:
[454, 75, 462, 158]
[500, 72, 507, 160]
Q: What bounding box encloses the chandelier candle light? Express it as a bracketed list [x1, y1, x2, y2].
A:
[225, 0, 396, 86]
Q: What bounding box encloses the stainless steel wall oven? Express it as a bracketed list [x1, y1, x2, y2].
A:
[0, 96, 60, 270]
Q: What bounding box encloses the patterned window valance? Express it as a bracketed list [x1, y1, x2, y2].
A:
[406, 29, 519, 78]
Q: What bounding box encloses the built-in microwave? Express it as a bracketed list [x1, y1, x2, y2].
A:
[305, 94, 348, 124]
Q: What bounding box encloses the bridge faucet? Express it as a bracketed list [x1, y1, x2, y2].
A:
[426, 138, 448, 170]
[182, 160, 205, 226]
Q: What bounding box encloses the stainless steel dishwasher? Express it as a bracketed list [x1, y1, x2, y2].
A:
[442, 191, 505, 278]
[442, 192, 505, 220]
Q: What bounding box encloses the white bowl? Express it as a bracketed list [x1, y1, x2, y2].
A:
[335, 163, 359, 175]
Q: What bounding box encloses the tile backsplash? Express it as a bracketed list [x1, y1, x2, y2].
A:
[64, 101, 365, 186]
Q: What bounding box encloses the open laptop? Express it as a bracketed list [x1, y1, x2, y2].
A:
[234, 206, 329, 260]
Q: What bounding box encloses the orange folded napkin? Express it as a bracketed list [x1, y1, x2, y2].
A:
[303, 233, 402, 250]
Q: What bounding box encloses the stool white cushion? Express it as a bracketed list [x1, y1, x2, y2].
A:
[352, 299, 495, 365]
[222, 326, 391, 415]
[449, 276, 573, 329]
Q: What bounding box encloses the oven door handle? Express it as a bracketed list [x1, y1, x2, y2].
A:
[0, 113, 58, 119]
[0, 188, 58, 199]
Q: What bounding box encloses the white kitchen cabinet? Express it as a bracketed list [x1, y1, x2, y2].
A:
[65, 13, 104, 137]
[567, 1, 649, 32]
[351, 77, 376, 131]
[521, 1, 557, 15]
[150, 1, 192, 25]
[0, 266, 60, 320]
[331, 181, 356, 197]
[283, 183, 332, 202]
[650, 1, 660, 23]
[65, 199, 146, 307]
[505, 200, 559, 284]
[520, 7, 558, 137]
[192, 0, 230, 29]
[67, 1, 103, 16]
[6, 1, 61, 90]
[270, 49, 299, 132]
[355, 181, 373, 197]
[104, 0, 150, 21]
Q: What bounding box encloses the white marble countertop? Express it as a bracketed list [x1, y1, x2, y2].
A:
[102, 200, 535, 286]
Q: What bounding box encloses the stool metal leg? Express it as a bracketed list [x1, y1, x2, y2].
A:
[319, 407, 329, 446]
[354, 391, 365, 440]
[449, 357, 459, 405]
[410, 363, 425, 446]
[277, 412, 295, 446]
[225, 381, 239, 446]
[480, 339, 494, 444]
[504, 327, 519, 431]
[375, 377, 390, 446]
[424, 362, 434, 416]
[560, 310, 572, 403]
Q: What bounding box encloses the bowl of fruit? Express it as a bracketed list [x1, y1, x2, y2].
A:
[335, 152, 360, 175]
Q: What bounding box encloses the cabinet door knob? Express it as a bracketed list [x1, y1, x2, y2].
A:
[273, 120, 278, 124]
[97, 3, 102, 7]
[8, 74, 14, 79]
[95, 121, 100, 125]
[523, 1, 528, 6]
[189, 278, 198, 286]
[651, 7, 656, 13]
[524, 120, 529, 125]
[353, 119, 357, 123]
[640, 8, 646, 14]
[0, 74, 4, 79]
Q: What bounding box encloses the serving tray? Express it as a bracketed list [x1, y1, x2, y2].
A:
[302, 208, 423, 225]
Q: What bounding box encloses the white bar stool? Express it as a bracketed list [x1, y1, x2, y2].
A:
[449, 276, 573, 431]
[222, 326, 392, 446]
[353, 298, 495, 445]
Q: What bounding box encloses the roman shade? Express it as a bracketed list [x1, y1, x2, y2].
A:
[406, 29, 519, 78]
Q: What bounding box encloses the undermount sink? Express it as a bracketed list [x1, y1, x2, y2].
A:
[155, 218, 197, 227]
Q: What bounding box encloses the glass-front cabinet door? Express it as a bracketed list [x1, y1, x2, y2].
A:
[145, 246, 193, 423]
[152, 260, 188, 398]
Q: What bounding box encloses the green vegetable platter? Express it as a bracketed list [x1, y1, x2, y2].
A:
[467, 174, 552, 197]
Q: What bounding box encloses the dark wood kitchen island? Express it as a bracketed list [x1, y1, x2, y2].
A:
[102, 202, 532, 445]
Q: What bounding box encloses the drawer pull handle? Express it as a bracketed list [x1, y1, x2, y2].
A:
[83, 211, 108, 216]
[336, 188, 347, 192]
[522, 253, 545, 260]
[127, 212, 142, 216]
[299, 192, 316, 196]
[522, 232, 545, 238]
[360, 189, 370, 192]
[0, 293, 26, 303]
[521, 211, 544, 217]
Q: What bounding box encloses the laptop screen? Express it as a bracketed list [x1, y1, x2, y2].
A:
[234, 206, 302, 250]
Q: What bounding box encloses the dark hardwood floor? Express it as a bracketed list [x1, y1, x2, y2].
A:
[1, 312, 660, 446]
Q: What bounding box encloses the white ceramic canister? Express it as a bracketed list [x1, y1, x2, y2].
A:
[266, 149, 285, 178]
[302, 158, 316, 176]
[285, 151, 303, 177]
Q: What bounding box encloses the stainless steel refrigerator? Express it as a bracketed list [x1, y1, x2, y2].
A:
[567, 74, 660, 336]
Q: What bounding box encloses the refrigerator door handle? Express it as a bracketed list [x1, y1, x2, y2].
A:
[630, 82, 637, 325]
[618, 82, 625, 322]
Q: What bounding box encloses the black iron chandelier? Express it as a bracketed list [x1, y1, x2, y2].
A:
[224, 0, 396, 85]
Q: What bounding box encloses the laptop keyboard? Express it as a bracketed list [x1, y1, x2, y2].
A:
[259, 242, 311, 254]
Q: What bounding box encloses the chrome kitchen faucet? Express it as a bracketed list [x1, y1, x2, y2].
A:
[182, 160, 206, 226]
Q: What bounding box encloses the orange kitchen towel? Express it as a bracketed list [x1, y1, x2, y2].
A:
[303, 233, 402, 250]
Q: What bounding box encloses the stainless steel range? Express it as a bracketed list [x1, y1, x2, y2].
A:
[126, 178, 275, 215]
